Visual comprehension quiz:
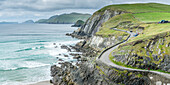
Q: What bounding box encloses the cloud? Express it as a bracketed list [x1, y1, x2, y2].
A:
[0, 0, 170, 12]
[0, 0, 111, 12]
[0, 0, 170, 22]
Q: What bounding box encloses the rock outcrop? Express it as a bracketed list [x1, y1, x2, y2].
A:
[51, 60, 152, 85]
[51, 59, 170, 85]
[23, 20, 34, 24]
[71, 20, 85, 27]
[86, 35, 128, 51]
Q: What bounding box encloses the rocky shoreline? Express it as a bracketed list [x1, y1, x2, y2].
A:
[50, 37, 139, 85]
[50, 37, 170, 85]
[50, 23, 170, 85]
[50, 36, 99, 84]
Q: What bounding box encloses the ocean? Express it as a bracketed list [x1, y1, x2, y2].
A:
[0, 24, 80, 85]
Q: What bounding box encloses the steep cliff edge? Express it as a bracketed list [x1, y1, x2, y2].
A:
[69, 9, 129, 50]
[73, 10, 125, 36]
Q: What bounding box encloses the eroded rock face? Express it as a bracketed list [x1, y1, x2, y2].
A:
[73, 10, 125, 37]
[87, 35, 127, 51]
[66, 10, 128, 51]
[61, 45, 72, 52]
[50, 60, 152, 85]
[112, 34, 170, 72]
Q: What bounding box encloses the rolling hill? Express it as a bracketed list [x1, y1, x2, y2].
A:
[36, 12, 91, 24]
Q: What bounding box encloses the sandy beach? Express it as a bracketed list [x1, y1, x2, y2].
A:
[29, 81, 52, 85]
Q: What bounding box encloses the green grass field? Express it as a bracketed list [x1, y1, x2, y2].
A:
[127, 23, 170, 43]
[96, 13, 138, 37]
[95, 3, 170, 38]
[97, 3, 170, 13]
[134, 12, 170, 22]
[96, 12, 170, 38]
[100, 13, 138, 29]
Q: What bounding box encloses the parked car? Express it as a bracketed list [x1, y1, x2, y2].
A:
[134, 33, 139, 37]
[158, 20, 169, 23]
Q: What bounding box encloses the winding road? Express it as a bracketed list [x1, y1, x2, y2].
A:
[98, 28, 170, 79]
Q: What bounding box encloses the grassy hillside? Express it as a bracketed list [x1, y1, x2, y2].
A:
[96, 13, 139, 37]
[95, 3, 170, 73]
[109, 23, 170, 72]
[96, 3, 170, 37]
[126, 23, 170, 44]
[36, 13, 91, 24]
[96, 3, 170, 13]
[133, 12, 170, 22]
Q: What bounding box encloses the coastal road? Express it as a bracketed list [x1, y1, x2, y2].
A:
[98, 28, 170, 79]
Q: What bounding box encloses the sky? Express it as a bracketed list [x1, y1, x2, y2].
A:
[0, 0, 170, 22]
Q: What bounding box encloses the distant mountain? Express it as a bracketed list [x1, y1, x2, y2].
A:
[0, 22, 18, 24]
[23, 20, 34, 24]
[36, 12, 91, 24]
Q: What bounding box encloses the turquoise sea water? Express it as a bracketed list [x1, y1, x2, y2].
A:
[0, 24, 79, 85]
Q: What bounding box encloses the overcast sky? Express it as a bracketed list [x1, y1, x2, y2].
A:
[0, 0, 169, 22]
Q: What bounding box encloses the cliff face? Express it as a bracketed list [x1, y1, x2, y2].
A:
[71, 10, 127, 50]
[74, 10, 125, 36]
[86, 35, 127, 51]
